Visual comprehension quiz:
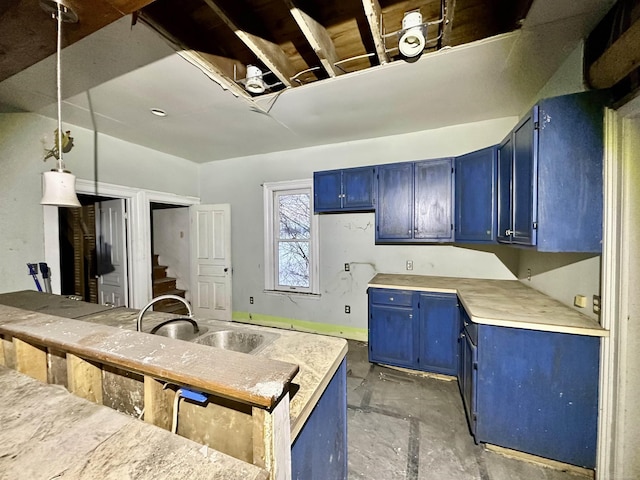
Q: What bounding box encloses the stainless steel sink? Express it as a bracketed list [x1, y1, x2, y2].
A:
[193, 329, 278, 354]
[151, 321, 208, 342]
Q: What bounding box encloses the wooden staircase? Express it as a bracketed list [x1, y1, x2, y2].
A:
[152, 254, 189, 315]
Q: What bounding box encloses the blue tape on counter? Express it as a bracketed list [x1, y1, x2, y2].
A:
[180, 388, 208, 403]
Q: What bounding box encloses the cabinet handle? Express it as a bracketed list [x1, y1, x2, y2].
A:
[409, 314, 413, 319]
[505, 229, 513, 236]
[389, 297, 394, 302]
[460, 332, 466, 339]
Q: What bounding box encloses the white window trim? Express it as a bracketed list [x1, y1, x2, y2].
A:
[263, 179, 319, 295]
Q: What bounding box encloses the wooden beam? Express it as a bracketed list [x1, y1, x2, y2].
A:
[361, 0, 389, 65]
[252, 394, 292, 480]
[201, 0, 295, 87]
[589, 17, 640, 89]
[67, 353, 103, 404]
[15, 339, 47, 383]
[282, 1, 341, 78]
[143, 376, 175, 430]
[442, 0, 456, 47]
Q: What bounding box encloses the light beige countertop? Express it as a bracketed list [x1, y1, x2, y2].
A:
[368, 274, 608, 337]
[0, 366, 269, 480]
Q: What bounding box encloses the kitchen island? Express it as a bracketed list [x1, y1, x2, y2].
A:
[0, 291, 348, 480]
[368, 274, 606, 470]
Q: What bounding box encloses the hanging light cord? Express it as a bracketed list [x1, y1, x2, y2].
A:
[56, 2, 64, 172]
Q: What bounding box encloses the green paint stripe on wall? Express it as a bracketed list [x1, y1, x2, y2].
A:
[232, 311, 368, 342]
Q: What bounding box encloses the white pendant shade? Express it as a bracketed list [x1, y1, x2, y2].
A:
[41, 170, 81, 207]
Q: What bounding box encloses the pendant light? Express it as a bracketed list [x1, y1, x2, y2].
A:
[40, 0, 81, 208]
[398, 11, 426, 59]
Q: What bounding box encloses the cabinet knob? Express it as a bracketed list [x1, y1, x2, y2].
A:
[408, 314, 412, 319]
[505, 229, 513, 236]
[389, 297, 394, 301]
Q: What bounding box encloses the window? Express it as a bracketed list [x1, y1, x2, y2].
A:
[264, 180, 319, 294]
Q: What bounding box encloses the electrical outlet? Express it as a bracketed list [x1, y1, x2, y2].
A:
[345, 305, 351, 314]
[593, 295, 601, 314]
[527, 268, 531, 281]
[344, 263, 350, 272]
[249, 296, 254, 304]
[406, 260, 413, 271]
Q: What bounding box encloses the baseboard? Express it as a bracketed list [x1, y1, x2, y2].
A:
[232, 311, 368, 342]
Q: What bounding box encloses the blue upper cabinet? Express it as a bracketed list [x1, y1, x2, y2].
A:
[313, 166, 376, 213]
[497, 91, 605, 252]
[455, 146, 498, 243]
[376, 158, 454, 243]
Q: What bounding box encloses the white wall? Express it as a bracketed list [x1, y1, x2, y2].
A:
[153, 207, 191, 299]
[199, 118, 520, 335]
[0, 111, 199, 295]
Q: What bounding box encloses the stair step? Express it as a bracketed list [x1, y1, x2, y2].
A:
[153, 277, 177, 295]
[153, 265, 167, 280]
[155, 303, 190, 315]
[152, 290, 187, 311]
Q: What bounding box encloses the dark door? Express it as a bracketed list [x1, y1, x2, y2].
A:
[376, 162, 414, 241]
[455, 147, 497, 242]
[414, 159, 454, 241]
[511, 107, 538, 245]
[343, 167, 375, 210]
[497, 136, 513, 243]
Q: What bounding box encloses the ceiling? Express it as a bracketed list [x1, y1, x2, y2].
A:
[0, 0, 616, 163]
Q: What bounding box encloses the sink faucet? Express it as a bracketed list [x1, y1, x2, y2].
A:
[136, 294, 194, 332]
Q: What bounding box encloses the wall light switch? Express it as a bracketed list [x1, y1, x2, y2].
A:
[574, 295, 587, 308]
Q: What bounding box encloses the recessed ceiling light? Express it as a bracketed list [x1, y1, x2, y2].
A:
[150, 108, 167, 117]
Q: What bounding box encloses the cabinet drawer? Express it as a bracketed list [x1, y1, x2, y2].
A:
[369, 289, 414, 307]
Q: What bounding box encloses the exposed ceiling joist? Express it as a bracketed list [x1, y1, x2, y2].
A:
[362, 0, 390, 65]
[201, 0, 296, 88]
[442, 0, 456, 47]
[139, 14, 252, 100]
[283, 1, 342, 78]
[588, 16, 640, 89]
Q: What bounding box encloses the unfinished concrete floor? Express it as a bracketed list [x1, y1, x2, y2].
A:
[345, 340, 591, 480]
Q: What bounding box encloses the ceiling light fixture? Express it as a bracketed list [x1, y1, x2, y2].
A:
[40, 0, 81, 208]
[150, 108, 167, 117]
[398, 11, 426, 59]
[245, 65, 266, 94]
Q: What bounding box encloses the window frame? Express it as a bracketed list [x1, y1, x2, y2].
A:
[263, 179, 319, 295]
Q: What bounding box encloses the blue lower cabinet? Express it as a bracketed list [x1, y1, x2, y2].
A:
[474, 324, 599, 468]
[291, 359, 347, 479]
[417, 293, 459, 375]
[368, 288, 458, 374]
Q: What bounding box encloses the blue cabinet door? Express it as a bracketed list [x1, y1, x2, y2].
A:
[376, 162, 414, 241]
[343, 166, 376, 210]
[511, 108, 538, 246]
[417, 293, 458, 375]
[313, 170, 342, 212]
[497, 137, 513, 243]
[368, 288, 417, 369]
[414, 159, 454, 241]
[455, 147, 497, 242]
[459, 322, 477, 437]
[476, 326, 599, 468]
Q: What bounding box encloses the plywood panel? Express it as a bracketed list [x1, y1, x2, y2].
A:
[67, 353, 104, 404]
[15, 338, 47, 383]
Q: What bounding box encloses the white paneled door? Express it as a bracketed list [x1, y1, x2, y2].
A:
[190, 204, 232, 320]
[96, 198, 129, 307]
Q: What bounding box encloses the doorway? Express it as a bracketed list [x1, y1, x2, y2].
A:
[58, 194, 130, 307]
